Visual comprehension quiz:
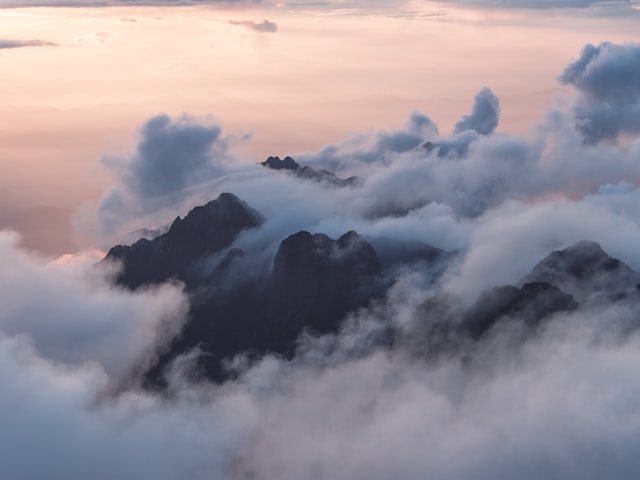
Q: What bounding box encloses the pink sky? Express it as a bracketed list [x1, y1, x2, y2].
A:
[1, 1, 639, 253]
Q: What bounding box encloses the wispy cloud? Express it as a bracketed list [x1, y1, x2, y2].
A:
[0, 39, 57, 49]
[432, 0, 640, 16]
[229, 18, 278, 33]
[436, 0, 633, 7]
[0, 0, 268, 6]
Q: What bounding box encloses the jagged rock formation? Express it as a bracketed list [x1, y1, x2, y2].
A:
[144, 228, 384, 383]
[106, 193, 263, 289]
[104, 192, 638, 386]
[262, 155, 300, 171]
[521, 240, 640, 300]
[261, 155, 360, 187]
[264, 230, 381, 351]
[104, 194, 396, 383]
[461, 282, 578, 338]
[402, 282, 577, 355]
[403, 240, 638, 356]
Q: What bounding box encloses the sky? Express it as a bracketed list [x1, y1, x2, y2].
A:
[3, 1, 640, 479]
[1, 0, 640, 253]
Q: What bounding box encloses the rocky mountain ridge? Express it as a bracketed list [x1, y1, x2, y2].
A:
[103, 193, 640, 386]
[261, 155, 360, 187]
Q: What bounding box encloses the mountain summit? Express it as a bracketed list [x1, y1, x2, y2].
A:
[106, 192, 263, 288]
[261, 155, 360, 187]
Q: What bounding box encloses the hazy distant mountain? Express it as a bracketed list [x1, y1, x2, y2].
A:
[261, 155, 360, 187]
[402, 240, 639, 357]
[521, 240, 640, 301]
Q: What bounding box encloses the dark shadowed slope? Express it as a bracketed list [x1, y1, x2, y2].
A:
[521, 240, 640, 300]
[105, 192, 264, 289]
[401, 241, 640, 358]
[144, 229, 384, 383]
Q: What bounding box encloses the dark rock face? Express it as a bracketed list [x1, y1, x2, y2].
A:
[105, 193, 263, 289]
[461, 282, 578, 338]
[404, 241, 640, 358]
[108, 201, 387, 383]
[264, 230, 381, 351]
[150, 229, 384, 383]
[522, 240, 639, 300]
[261, 155, 300, 171]
[261, 155, 360, 187]
[403, 282, 577, 355]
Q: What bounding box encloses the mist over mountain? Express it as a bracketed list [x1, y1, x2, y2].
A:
[101, 189, 640, 391]
[3, 41, 640, 479]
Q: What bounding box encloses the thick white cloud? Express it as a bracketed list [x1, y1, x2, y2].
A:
[0, 231, 188, 378]
[230, 306, 640, 480]
[4, 226, 640, 480]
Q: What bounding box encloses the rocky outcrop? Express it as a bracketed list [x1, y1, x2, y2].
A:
[522, 240, 639, 300]
[105, 193, 263, 289]
[264, 230, 381, 350]
[403, 241, 639, 358]
[461, 282, 578, 338]
[143, 229, 384, 383]
[261, 155, 360, 187]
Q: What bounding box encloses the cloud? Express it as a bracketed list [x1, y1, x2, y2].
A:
[453, 87, 500, 136]
[5, 243, 640, 479]
[0, 330, 250, 480]
[0, 39, 57, 49]
[559, 41, 640, 143]
[0, 0, 268, 6]
[229, 19, 278, 33]
[0, 231, 188, 379]
[228, 303, 640, 480]
[434, 0, 639, 10]
[296, 111, 438, 173]
[94, 113, 250, 241]
[73, 31, 113, 44]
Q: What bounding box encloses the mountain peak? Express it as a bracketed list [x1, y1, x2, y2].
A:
[261, 155, 360, 188]
[105, 192, 263, 289]
[261, 156, 300, 171]
[522, 240, 639, 300]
